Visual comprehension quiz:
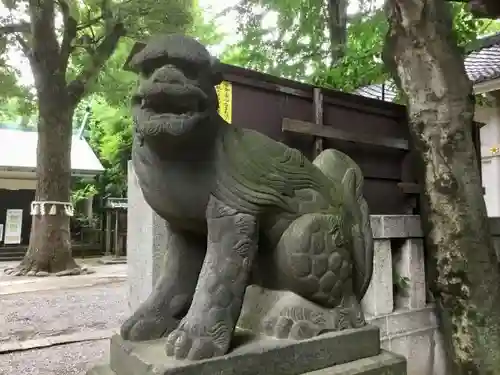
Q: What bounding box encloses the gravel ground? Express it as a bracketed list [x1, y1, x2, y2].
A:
[0, 262, 128, 374]
[0, 282, 128, 343]
[2, 339, 110, 375]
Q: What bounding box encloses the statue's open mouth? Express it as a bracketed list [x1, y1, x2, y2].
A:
[142, 92, 206, 117]
[133, 84, 209, 136]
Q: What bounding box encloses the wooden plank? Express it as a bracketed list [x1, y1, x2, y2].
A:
[313, 88, 324, 157]
[282, 118, 409, 150]
[397, 182, 420, 194]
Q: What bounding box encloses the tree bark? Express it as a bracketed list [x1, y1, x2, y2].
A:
[383, 0, 500, 373]
[327, 0, 347, 64]
[17, 96, 79, 275]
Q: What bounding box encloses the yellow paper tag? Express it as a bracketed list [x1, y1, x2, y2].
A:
[215, 81, 232, 124]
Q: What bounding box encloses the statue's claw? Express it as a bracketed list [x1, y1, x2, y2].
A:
[120, 307, 179, 341]
[165, 319, 229, 360]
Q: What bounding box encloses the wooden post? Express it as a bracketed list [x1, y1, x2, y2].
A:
[313, 87, 324, 158]
[105, 210, 112, 256]
[114, 211, 119, 257]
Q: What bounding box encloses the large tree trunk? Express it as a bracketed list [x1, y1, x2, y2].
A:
[16, 96, 79, 275]
[383, 0, 500, 373]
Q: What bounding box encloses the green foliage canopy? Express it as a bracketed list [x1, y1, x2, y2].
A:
[221, 0, 500, 93]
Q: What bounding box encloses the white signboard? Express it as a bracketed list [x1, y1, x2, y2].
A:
[4, 209, 23, 245]
[0, 224, 3, 244]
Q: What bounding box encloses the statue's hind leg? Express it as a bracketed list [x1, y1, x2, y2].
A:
[261, 213, 366, 340]
[120, 225, 206, 341]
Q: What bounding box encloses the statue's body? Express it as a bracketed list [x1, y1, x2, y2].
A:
[121, 34, 374, 361]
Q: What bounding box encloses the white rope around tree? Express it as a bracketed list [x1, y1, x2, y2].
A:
[30, 201, 74, 217]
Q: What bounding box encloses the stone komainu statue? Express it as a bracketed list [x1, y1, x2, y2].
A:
[120, 33, 374, 361]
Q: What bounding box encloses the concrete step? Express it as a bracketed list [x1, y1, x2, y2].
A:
[0, 251, 25, 261]
[305, 351, 406, 375]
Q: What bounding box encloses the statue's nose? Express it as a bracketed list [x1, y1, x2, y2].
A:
[151, 64, 185, 85]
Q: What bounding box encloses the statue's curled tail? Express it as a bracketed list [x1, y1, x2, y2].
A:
[313, 149, 374, 300]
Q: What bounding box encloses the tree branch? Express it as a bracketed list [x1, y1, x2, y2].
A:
[67, 21, 126, 108]
[327, 0, 347, 65]
[57, 0, 77, 73]
[0, 24, 34, 64]
[76, 16, 104, 31]
[14, 34, 30, 56]
[0, 22, 30, 36]
[28, 0, 64, 84]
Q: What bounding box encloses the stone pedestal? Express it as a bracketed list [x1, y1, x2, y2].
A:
[88, 326, 406, 375]
[361, 215, 427, 317]
[126, 161, 168, 312]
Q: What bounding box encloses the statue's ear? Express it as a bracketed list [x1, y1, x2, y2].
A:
[210, 57, 223, 85]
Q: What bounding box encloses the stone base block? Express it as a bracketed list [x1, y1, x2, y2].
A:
[87, 365, 115, 375]
[88, 351, 405, 375]
[98, 256, 127, 265]
[86, 325, 404, 375]
[305, 351, 406, 375]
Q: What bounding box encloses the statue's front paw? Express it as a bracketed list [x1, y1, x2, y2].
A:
[165, 318, 231, 360]
[121, 309, 179, 341]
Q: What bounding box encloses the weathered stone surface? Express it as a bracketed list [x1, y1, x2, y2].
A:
[304, 351, 406, 375]
[237, 286, 366, 338]
[126, 161, 168, 312]
[368, 306, 438, 375]
[370, 215, 422, 239]
[109, 326, 381, 375]
[89, 351, 406, 375]
[393, 239, 426, 310]
[86, 364, 115, 375]
[361, 240, 393, 316]
[369, 307, 437, 341]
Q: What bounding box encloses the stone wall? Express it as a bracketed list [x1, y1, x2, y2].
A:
[126, 162, 500, 375]
[361, 215, 500, 375]
[361, 215, 442, 375]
